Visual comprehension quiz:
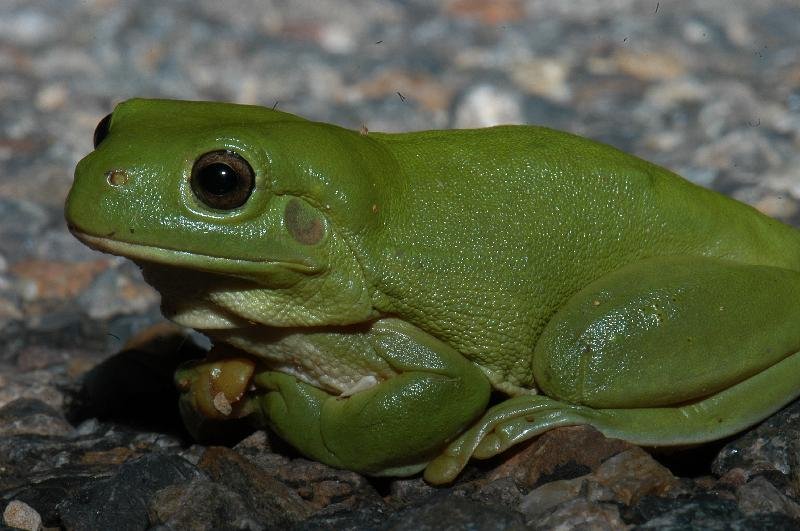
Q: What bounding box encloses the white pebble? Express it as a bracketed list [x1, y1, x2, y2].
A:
[3, 500, 42, 531]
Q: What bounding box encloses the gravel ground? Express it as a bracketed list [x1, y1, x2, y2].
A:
[2, 0, 800, 529]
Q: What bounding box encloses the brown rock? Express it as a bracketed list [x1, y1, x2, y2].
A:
[736, 476, 800, 519]
[593, 447, 680, 505]
[347, 69, 453, 112]
[120, 321, 187, 351]
[236, 442, 384, 513]
[80, 447, 138, 466]
[615, 49, 687, 81]
[10, 259, 109, 300]
[487, 425, 634, 489]
[445, 0, 525, 25]
[274, 459, 383, 512]
[718, 467, 751, 488]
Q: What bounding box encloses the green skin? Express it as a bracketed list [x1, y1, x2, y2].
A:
[65, 98, 800, 484]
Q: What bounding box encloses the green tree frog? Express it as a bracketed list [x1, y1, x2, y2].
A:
[65, 99, 800, 484]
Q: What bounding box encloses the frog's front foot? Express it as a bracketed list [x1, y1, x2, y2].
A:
[174, 350, 256, 423]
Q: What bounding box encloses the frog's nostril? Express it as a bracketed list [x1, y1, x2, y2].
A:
[105, 169, 128, 187]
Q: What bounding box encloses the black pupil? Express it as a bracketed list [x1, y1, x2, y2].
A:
[93, 113, 112, 148]
[198, 163, 240, 195]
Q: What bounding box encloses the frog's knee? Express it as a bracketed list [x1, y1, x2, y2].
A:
[533, 305, 711, 409]
[532, 327, 605, 407]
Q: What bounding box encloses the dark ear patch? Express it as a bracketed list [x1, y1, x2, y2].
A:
[284, 198, 324, 245]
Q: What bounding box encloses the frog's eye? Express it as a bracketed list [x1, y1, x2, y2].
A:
[93, 113, 112, 148]
[190, 150, 256, 210]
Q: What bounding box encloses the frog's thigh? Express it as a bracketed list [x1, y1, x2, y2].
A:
[425, 257, 800, 484]
[534, 256, 800, 408]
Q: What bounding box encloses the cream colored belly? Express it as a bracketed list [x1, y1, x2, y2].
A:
[208, 325, 398, 396]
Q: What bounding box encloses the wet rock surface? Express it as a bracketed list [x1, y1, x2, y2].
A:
[2, 0, 800, 529]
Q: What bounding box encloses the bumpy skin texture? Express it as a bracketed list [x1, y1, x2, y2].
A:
[66, 99, 800, 484]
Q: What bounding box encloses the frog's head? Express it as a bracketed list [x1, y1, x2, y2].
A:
[66, 98, 392, 327]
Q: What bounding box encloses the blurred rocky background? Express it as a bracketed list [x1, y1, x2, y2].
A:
[1, 0, 799, 529]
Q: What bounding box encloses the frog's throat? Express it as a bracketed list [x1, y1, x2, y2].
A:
[69, 230, 319, 276]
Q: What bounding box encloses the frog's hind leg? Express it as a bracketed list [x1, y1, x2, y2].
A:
[424, 256, 800, 484]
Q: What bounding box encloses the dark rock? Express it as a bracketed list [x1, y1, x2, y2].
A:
[148, 478, 264, 531]
[233, 446, 384, 513]
[290, 502, 388, 531]
[0, 435, 80, 481]
[535, 460, 592, 485]
[630, 495, 800, 530]
[712, 400, 800, 496]
[197, 446, 313, 525]
[0, 428, 189, 527]
[736, 476, 800, 519]
[385, 476, 439, 508]
[57, 453, 205, 530]
[385, 494, 526, 531]
[624, 494, 691, 525]
[472, 477, 523, 509]
[0, 422, 183, 487]
[1, 471, 112, 528]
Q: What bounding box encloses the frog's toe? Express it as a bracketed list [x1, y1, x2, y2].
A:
[423, 411, 500, 483]
[423, 452, 468, 485]
[473, 432, 504, 459]
[473, 413, 558, 458]
[175, 356, 256, 420]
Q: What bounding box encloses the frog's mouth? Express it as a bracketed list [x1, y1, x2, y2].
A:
[68, 229, 319, 276]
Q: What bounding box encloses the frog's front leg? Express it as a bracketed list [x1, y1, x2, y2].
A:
[426, 256, 800, 484]
[249, 318, 492, 476]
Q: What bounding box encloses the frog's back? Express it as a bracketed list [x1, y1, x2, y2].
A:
[362, 125, 800, 388]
